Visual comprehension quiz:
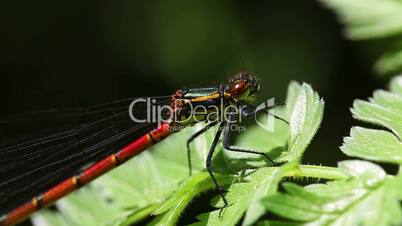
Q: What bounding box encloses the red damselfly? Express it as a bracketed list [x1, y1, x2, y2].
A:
[0, 72, 287, 226]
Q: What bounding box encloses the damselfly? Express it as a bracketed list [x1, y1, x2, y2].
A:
[0, 71, 287, 226]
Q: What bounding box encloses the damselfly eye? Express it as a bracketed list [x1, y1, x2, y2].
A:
[230, 80, 249, 98]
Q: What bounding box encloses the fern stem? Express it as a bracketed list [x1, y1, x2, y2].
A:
[283, 164, 347, 180]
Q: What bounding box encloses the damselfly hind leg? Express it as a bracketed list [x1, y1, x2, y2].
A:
[186, 121, 217, 176]
[205, 122, 229, 216]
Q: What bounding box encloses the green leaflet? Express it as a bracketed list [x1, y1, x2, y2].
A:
[149, 173, 232, 226]
[351, 99, 402, 139]
[262, 161, 402, 226]
[341, 127, 402, 164]
[287, 83, 324, 162]
[344, 76, 402, 160]
[241, 162, 298, 226]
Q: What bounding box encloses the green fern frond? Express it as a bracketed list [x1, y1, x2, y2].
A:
[261, 75, 402, 226]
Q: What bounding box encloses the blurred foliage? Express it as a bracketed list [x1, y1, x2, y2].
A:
[318, 0, 402, 40]
[319, 0, 402, 76]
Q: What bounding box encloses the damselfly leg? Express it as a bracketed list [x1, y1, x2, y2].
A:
[200, 103, 288, 217]
[239, 101, 289, 124]
[205, 122, 228, 217]
[186, 121, 218, 176]
[223, 113, 275, 164]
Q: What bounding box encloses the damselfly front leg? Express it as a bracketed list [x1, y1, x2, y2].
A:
[239, 101, 289, 124]
[222, 103, 289, 165]
[223, 113, 275, 165]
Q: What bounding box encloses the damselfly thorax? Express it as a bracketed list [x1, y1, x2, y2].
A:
[169, 72, 260, 130]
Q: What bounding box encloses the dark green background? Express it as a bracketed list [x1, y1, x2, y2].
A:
[0, 0, 383, 168]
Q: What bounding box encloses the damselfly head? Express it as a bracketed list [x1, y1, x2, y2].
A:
[228, 71, 260, 102]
